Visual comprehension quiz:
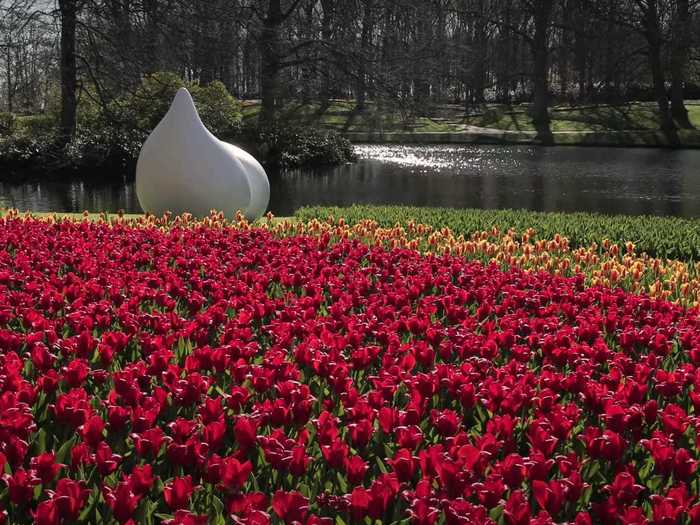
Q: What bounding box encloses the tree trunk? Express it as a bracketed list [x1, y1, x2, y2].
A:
[572, 2, 589, 102]
[434, 1, 447, 101]
[643, 0, 679, 145]
[356, 0, 374, 110]
[5, 45, 13, 113]
[559, 0, 571, 99]
[671, 0, 693, 128]
[500, 0, 514, 103]
[300, 1, 315, 104]
[259, 0, 283, 127]
[58, 0, 78, 142]
[319, 0, 336, 107]
[413, 11, 431, 111]
[530, 0, 553, 144]
[473, 0, 487, 105]
[143, 0, 160, 72]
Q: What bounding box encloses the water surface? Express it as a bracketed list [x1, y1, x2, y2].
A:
[2, 145, 700, 217]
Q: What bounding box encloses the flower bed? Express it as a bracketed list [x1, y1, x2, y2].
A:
[295, 206, 700, 261]
[2, 214, 700, 524]
[272, 216, 700, 307]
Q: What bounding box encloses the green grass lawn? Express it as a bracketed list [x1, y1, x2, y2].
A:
[12, 98, 700, 137]
[241, 99, 471, 133]
[242, 99, 700, 135]
[469, 101, 700, 132]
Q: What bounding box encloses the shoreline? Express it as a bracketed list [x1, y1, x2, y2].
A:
[342, 128, 700, 148]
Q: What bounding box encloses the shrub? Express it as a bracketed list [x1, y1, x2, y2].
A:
[63, 128, 146, 172]
[242, 125, 356, 169]
[0, 129, 145, 179]
[109, 72, 242, 136]
[0, 112, 16, 136]
[0, 73, 248, 179]
[0, 135, 55, 166]
[294, 205, 700, 261]
[1, 72, 356, 179]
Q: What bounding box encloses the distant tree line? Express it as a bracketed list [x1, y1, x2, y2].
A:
[1, 0, 699, 143]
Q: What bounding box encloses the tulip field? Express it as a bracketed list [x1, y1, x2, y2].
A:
[3, 210, 700, 524]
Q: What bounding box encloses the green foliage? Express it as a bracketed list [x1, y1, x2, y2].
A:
[294, 205, 700, 261]
[13, 114, 56, 138]
[63, 128, 146, 171]
[0, 128, 144, 179]
[0, 112, 17, 135]
[0, 72, 248, 179]
[109, 72, 242, 136]
[193, 81, 243, 138]
[0, 135, 54, 166]
[241, 125, 357, 169]
[0, 72, 356, 178]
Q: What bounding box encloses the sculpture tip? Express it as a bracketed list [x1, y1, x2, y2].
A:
[173, 87, 194, 107]
[168, 87, 201, 125]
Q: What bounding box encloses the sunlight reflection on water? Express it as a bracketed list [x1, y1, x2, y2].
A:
[2, 144, 700, 217]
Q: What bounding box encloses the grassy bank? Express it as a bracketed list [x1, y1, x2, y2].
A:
[242, 99, 700, 147]
[295, 205, 700, 261]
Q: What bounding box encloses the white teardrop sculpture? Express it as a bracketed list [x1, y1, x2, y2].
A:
[222, 142, 270, 220]
[135, 87, 270, 220]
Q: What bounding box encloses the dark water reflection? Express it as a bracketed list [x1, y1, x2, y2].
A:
[2, 145, 700, 217]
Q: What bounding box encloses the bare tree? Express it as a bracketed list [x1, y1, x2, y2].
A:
[58, 0, 79, 140]
[670, 0, 696, 128]
[0, 0, 697, 142]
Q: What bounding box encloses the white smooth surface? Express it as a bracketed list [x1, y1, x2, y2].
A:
[135, 88, 269, 220]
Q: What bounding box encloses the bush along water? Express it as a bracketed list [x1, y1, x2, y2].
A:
[0, 72, 356, 181]
[239, 124, 357, 169]
[0, 129, 146, 180]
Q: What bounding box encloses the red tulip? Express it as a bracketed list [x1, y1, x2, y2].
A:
[132, 427, 167, 457]
[499, 453, 526, 489]
[661, 404, 689, 437]
[321, 440, 349, 470]
[532, 479, 565, 517]
[103, 481, 141, 524]
[2, 469, 40, 505]
[271, 490, 308, 524]
[673, 448, 697, 481]
[604, 472, 645, 505]
[233, 416, 258, 452]
[220, 456, 252, 491]
[288, 446, 310, 477]
[504, 490, 530, 525]
[95, 442, 121, 476]
[164, 475, 195, 510]
[30, 452, 62, 485]
[346, 455, 368, 485]
[349, 487, 370, 520]
[53, 478, 89, 521]
[388, 448, 417, 482]
[80, 414, 105, 447]
[430, 409, 460, 436]
[33, 500, 58, 525]
[127, 464, 155, 496]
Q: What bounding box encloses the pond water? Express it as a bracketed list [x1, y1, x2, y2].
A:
[2, 144, 700, 217]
